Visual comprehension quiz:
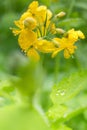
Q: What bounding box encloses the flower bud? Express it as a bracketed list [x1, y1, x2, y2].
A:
[24, 17, 37, 30]
[52, 39, 60, 47]
[56, 28, 65, 34]
[55, 11, 66, 18]
[77, 30, 85, 39]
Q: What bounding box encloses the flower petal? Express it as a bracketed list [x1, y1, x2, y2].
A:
[28, 1, 38, 14]
[64, 49, 71, 59]
[18, 29, 37, 51]
[52, 48, 63, 58]
[27, 48, 40, 61]
[77, 30, 85, 39]
[36, 39, 56, 53]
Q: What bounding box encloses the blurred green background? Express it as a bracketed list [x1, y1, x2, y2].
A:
[0, 0, 87, 130]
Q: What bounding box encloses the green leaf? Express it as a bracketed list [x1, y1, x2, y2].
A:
[75, 2, 87, 10]
[51, 70, 87, 104]
[54, 124, 72, 130]
[0, 105, 51, 130]
[0, 75, 16, 107]
[47, 70, 87, 129]
[58, 18, 85, 28]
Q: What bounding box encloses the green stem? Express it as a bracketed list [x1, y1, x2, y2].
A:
[54, 54, 60, 84]
[44, 13, 47, 36]
[66, 0, 76, 18]
[37, 26, 43, 37]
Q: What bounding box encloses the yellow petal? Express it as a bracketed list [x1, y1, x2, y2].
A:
[64, 49, 70, 59]
[14, 13, 32, 30]
[77, 30, 85, 39]
[36, 39, 56, 53]
[68, 29, 85, 42]
[64, 45, 77, 59]
[27, 48, 40, 61]
[50, 23, 56, 34]
[14, 20, 23, 29]
[18, 29, 37, 51]
[11, 28, 21, 36]
[20, 12, 32, 21]
[28, 1, 38, 14]
[36, 5, 47, 23]
[68, 45, 77, 54]
[68, 29, 78, 42]
[47, 9, 53, 20]
[52, 48, 62, 58]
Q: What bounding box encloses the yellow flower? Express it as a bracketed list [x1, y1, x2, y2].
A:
[12, 1, 53, 38]
[52, 29, 85, 58]
[13, 12, 32, 31]
[36, 39, 56, 53]
[11, 28, 21, 36]
[49, 23, 57, 34]
[27, 48, 40, 61]
[28, 1, 52, 24]
[68, 29, 85, 42]
[52, 37, 77, 58]
[20, 12, 32, 22]
[24, 17, 37, 30]
[11, 20, 24, 36]
[12, 1, 54, 60]
[11, 1, 85, 61]
[11, 9, 37, 36]
[18, 29, 37, 51]
[28, 1, 39, 15]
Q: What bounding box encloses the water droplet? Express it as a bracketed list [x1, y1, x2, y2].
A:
[56, 89, 65, 96]
[63, 113, 67, 118]
[60, 91, 65, 96]
[56, 93, 59, 96]
[0, 97, 4, 101]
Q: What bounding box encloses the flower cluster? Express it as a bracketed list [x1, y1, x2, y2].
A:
[12, 1, 85, 61]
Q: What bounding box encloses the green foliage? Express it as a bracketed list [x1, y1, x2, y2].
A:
[0, 0, 87, 130]
[47, 70, 87, 130]
[0, 105, 51, 130]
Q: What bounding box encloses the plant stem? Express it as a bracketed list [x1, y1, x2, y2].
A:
[54, 55, 60, 84]
[67, 0, 76, 18]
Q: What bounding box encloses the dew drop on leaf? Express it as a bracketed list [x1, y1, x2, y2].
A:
[63, 113, 68, 118]
[0, 97, 4, 101]
[56, 89, 65, 96]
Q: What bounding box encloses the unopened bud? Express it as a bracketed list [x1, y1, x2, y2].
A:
[52, 39, 60, 47]
[55, 11, 66, 18]
[77, 30, 85, 39]
[56, 28, 65, 34]
[24, 17, 36, 30]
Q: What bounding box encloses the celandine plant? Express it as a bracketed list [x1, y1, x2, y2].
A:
[12, 1, 85, 61]
[0, 1, 87, 130]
